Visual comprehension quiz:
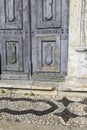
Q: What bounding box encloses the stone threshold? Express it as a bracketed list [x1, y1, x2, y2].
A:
[58, 81, 87, 92]
[0, 80, 58, 96]
[57, 79, 87, 98]
[1, 80, 87, 97]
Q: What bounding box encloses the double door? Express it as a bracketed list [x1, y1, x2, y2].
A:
[0, 0, 69, 81]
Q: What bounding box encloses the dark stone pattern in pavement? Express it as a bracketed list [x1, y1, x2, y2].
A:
[56, 97, 74, 107]
[0, 97, 58, 116]
[0, 94, 87, 127]
[54, 108, 78, 123]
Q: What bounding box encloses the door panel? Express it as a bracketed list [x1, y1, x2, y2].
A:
[1, 0, 22, 29]
[31, 0, 69, 80]
[37, 0, 61, 28]
[2, 34, 23, 71]
[36, 35, 60, 73]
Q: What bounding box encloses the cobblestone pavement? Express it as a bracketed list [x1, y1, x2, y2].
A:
[0, 122, 87, 130]
[0, 90, 87, 128]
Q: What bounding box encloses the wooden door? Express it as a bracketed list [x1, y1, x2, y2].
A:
[0, 0, 31, 79]
[31, 0, 69, 81]
[0, 0, 69, 81]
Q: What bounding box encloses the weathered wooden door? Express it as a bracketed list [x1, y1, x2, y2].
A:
[0, 0, 31, 79]
[0, 0, 69, 81]
[31, 0, 69, 81]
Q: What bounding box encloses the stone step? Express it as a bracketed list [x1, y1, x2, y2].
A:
[58, 81, 87, 92]
[0, 80, 58, 96]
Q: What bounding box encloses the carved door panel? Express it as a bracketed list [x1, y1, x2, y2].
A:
[31, 0, 69, 80]
[0, 0, 30, 79]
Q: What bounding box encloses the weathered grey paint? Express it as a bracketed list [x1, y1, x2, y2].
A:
[0, 0, 69, 80]
[31, 0, 69, 80]
[0, 0, 31, 79]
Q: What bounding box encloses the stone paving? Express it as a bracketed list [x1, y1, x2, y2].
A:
[0, 122, 87, 130]
[0, 90, 87, 128]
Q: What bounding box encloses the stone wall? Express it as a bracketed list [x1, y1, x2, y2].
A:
[67, 0, 87, 79]
[59, 0, 87, 92]
[68, 0, 80, 78]
[78, 0, 87, 78]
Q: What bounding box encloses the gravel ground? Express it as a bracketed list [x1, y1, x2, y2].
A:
[0, 89, 87, 128]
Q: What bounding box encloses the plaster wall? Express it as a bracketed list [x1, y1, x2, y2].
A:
[68, 0, 87, 79]
[59, 0, 87, 92]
